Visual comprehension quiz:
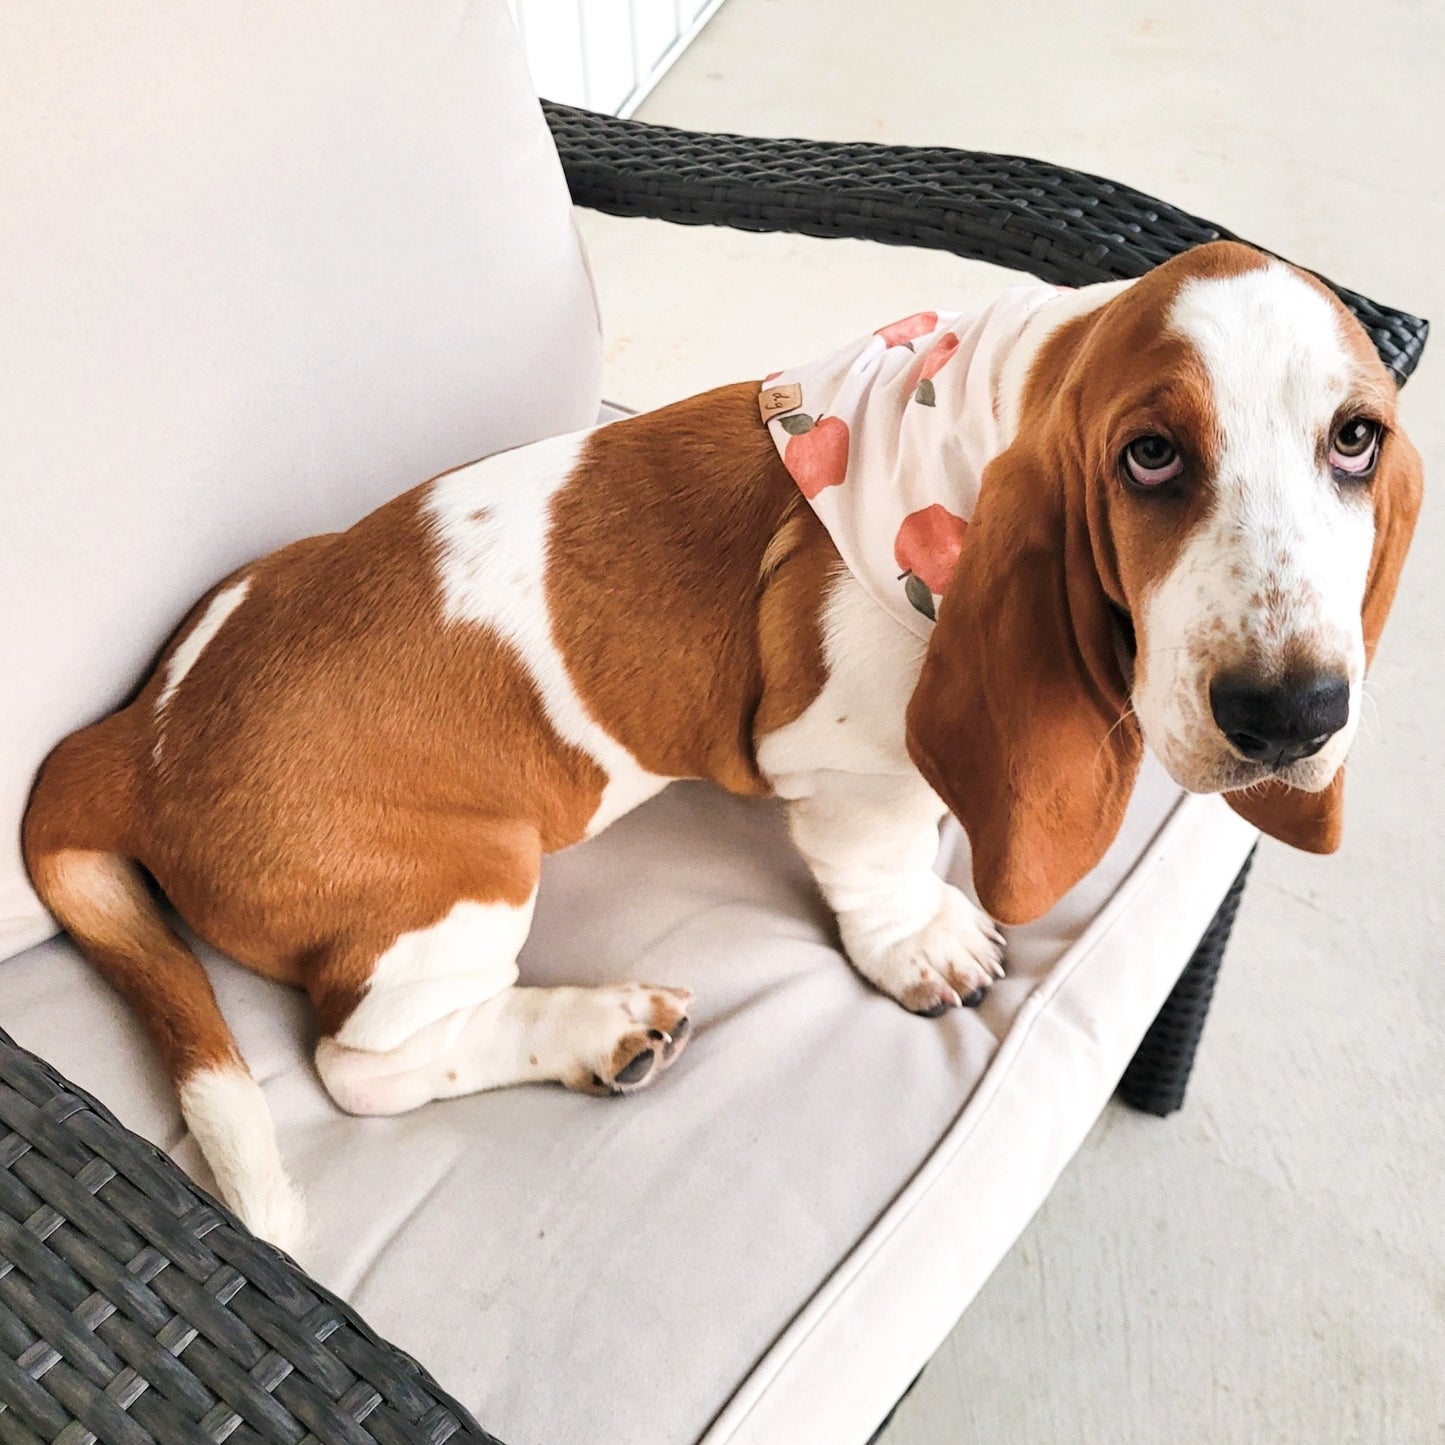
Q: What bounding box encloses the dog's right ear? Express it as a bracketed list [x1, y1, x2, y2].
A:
[905, 437, 1142, 926]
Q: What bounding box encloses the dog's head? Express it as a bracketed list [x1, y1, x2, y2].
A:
[906, 242, 1423, 924]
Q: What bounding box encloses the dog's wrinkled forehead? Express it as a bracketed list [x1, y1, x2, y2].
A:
[1168, 261, 1362, 448]
[1049, 246, 1398, 622]
[1042, 245, 1393, 446]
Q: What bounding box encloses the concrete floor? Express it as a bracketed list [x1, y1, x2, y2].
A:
[574, 1, 1445, 1440]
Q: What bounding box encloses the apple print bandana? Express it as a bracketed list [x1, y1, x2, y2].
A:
[759, 285, 1061, 640]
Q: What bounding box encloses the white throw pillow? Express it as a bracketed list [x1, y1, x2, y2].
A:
[1, 0, 603, 959]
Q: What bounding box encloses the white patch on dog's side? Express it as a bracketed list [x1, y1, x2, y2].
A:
[153, 577, 251, 752]
[759, 569, 928, 785]
[1134, 264, 1375, 793]
[180, 1063, 307, 1254]
[758, 571, 1003, 1010]
[426, 433, 672, 835]
[335, 895, 536, 1054]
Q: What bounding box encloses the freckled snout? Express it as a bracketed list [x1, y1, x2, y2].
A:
[1208, 671, 1351, 769]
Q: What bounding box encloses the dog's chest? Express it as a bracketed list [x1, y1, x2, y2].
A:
[757, 570, 929, 788]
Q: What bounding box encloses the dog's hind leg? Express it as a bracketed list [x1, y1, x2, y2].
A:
[316, 979, 693, 1115]
[309, 837, 692, 1115]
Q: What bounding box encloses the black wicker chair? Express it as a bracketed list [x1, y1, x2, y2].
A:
[0, 103, 1427, 1445]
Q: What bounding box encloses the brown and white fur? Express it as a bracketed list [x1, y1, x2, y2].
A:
[22, 243, 1422, 1250]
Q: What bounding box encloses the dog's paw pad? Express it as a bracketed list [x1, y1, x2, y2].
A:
[613, 1046, 656, 1086]
[566, 984, 693, 1096]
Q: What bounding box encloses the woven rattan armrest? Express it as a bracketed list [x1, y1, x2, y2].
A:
[0, 1028, 504, 1445]
[541, 100, 1428, 385]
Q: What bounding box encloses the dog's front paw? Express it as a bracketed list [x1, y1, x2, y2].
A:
[849, 885, 1006, 1016]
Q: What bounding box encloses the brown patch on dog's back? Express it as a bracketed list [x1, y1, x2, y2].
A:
[546, 383, 831, 792]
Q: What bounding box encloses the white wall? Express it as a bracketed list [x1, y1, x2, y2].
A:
[508, 0, 724, 117]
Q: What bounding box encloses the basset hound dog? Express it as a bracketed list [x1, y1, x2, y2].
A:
[23, 241, 1422, 1249]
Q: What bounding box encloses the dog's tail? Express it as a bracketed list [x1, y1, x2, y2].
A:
[22, 717, 306, 1252]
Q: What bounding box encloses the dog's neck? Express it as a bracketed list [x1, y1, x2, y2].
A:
[759, 286, 1067, 638]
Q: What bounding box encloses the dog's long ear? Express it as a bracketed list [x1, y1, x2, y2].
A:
[1224, 423, 1423, 849]
[905, 438, 1142, 925]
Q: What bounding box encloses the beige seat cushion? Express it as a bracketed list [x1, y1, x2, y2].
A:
[0, 0, 603, 959]
[5, 757, 1255, 1445]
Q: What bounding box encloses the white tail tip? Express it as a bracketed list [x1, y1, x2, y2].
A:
[180, 1064, 309, 1256]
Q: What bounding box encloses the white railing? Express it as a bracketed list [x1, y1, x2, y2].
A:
[508, 0, 726, 117]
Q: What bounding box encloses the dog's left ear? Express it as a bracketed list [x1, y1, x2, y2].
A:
[1225, 422, 1424, 849]
[905, 438, 1142, 926]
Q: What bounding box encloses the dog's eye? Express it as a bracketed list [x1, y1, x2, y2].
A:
[1122, 435, 1183, 488]
[1330, 417, 1380, 478]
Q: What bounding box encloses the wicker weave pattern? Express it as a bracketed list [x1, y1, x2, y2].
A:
[0, 1030, 503, 1445]
[1118, 850, 1257, 1117]
[542, 102, 1429, 387]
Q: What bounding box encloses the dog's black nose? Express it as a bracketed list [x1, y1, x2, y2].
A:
[1209, 672, 1350, 767]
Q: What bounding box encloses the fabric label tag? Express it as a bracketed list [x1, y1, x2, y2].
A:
[758, 382, 803, 421]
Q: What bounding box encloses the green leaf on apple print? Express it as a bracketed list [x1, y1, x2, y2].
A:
[904, 573, 936, 621]
[778, 413, 816, 435]
[914, 378, 937, 407]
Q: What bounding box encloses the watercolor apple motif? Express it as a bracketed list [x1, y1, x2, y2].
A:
[779, 413, 850, 498]
[894, 504, 968, 620]
[875, 311, 939, 349]
[912, 331, 961, 407]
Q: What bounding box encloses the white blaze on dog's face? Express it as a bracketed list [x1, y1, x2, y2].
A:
[1124, 261, 1399, 795]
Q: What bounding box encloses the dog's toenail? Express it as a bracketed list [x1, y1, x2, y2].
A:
[614, 1049, 655, 1085]
[917, 1001, 951, 1018]
[663, 1016, 690, 1058]
[647, 1028, 667, 1041]
[590, 1072, 607, 1089]
[961, 988, 987, 1008]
